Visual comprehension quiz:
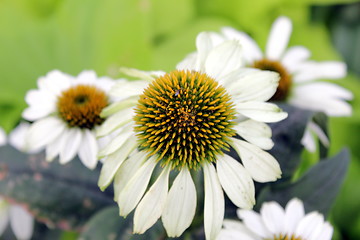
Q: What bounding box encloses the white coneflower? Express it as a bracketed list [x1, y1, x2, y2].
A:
[215, 16, 353, 152]
[97, 32, 288, 240]
[218, 198, 333, 240]
[22, 70, 117, 169]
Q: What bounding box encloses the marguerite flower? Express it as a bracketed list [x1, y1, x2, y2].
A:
[22, 70, 117, 169]
[97, 32, 288, 239]
[215, 16, 353, 152]
[0, 197, 34, 240]
[217, 198, 333, 240]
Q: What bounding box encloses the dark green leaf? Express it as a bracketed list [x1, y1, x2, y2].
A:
[0, 145, 114, 230]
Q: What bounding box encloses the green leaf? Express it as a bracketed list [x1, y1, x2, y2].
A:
[79, 206, 166, 240]
[0, 145, 114, 230]
[256, 149, 350, 216]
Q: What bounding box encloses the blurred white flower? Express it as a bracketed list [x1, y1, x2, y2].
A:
[216, 16, 353, 152]
[22, 70, 117, 169]
[217, 198, 333, 240]
[0, 127, 6, 146]
[97, 32, 287, 240]
[0, 194, 34, 240]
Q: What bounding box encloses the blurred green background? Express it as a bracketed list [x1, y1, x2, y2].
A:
[0, 0, 359, 239]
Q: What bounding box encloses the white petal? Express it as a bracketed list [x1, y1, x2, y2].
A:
[96, 107, 134, 137]
[293, 61, 347, 83]
[222, 219, 260, 239]
[98, 127, 133, 157]
[117, 157, 157, 217]
[0, 127, 6, 146]
[205, 40, 243, 79]
[162, 168, 197, 237]
[294, 82, 353, 100]
[59, 128, 82, 164]
[230, 138, 281, 182]
[290, 85, 352, 117]
[236, 101, 288, 123]
[9, 205, 34, 240]
[109, 80, 148, 100]
[101, 97, 138, 117]
[98, 136, 137, 191]
[260, 201, 286, 235]
[45, 130, 67, 162]
[119, 67, 164, 82]
[221, 27, 263, 63]
[203, 162, 224, 240]
[134, 166, 170, 234]
[295, 212, 324, 240]
[234, 119, 274, 150]
[26, 117, 66, 151]
[281, 46, 311, 72]
[38, 70, 72, 95]
[217, 155, 255, 209]
[75, 70, 97, 84]
[0, 202, 9, 236]
[22, 107, 54, 122]
[316, 222, 333, 240]
[237, 209, 271, 238]
[176, 52, 198, 71]
[23, 90, 56, 119]
[217, 229, 255, 240]
[301, 127, 316, 153]
[284, 198, 305, 236]
[9, 122, 29, 152]
[78, 130, 98, 169]
[265, 16, 292, 60]
[196, 32, 215, 71]
[224, 69, 279, 102]
[308, 121, 329, 147]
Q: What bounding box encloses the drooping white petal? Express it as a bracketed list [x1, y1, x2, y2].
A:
[237, 209, 271, 238]
[119, 67, 164, 82]
[59, 128, 82, 165]
[205, 40, 243, 80]
[301, 127, 316, 153]
[134, 166, 171, 234]
[221, 27, 263, 63]
[308, 121, 329, 147]
[217, 229, 255, 240]
[195, 32, 215, 71]
[46, 130, 67, 162]
[96, 107, 134, 137]
[235, 101, 288, 123]
[98, 136, 137, 191]
[224, 69, 279, 102]
[176, 53, 198, 71]
[101, 97, 138, 117]
[260, 201, 286, 235]
[109, 80, 149, 100]
[26, 117, 66, 151]
[0, 127, 6, 146]
[217, 155, 255, 209]
[78, 130, 99, 169]
[315, 222, 333, 240]
[162, 168, 197, 237]
[281, 46, 311, 72]
[234, 119, 274, 150]
[0, 201, 9, 236]
[284, 198, 305, 236]
[230, 138, 281, 182]
[293, 61, 347, 83]
[113, 150, 147, 200]
[203, 162, 224, 240]
[295, 212, 324, 240]
[222, 219, 260, 239]
[265, 16, 292, 60]
[294, 82, 353, 100]
[117, 157, 157, 217]
[9, 205, 34, 240]
[98, 126, 133, 157]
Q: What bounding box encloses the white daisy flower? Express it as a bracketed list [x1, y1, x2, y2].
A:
[97, 32, 288, 239]
[217, 198, 333, 240]
[22, 70, 117, 169]
[0, 197, 34, 240]
[215, 16, 353, 152]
